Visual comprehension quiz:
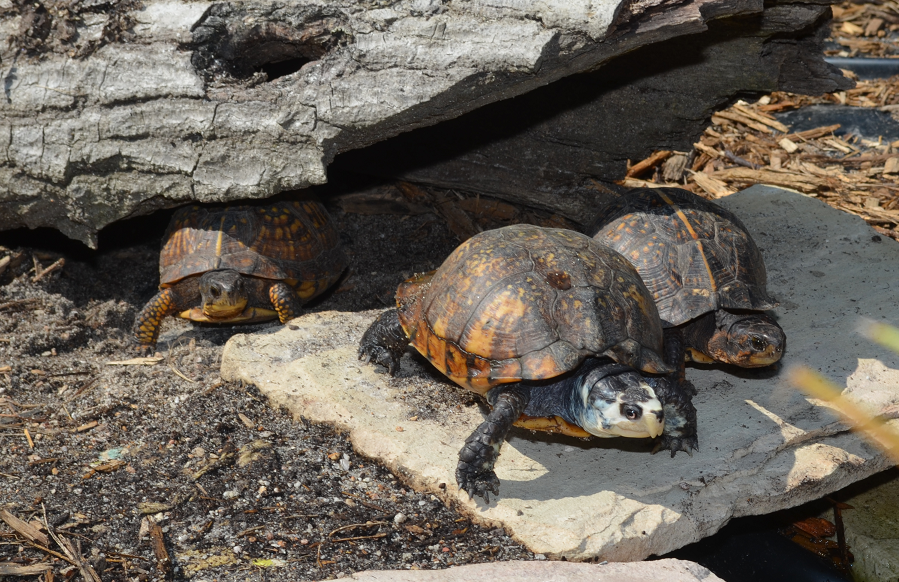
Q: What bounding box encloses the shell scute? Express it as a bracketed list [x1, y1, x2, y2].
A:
[590, 188, 775, 326]
[396, 224, 668, 390]
[159, 201, 346, 299]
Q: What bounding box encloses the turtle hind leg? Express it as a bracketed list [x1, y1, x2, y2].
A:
[133, 287, 189, 353]
[456, 385, 530, 503]
[269, 281, 303, 323]
[358, 309, 409, 376]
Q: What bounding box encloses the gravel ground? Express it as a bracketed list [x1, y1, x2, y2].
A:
[0, 186, 541, 581]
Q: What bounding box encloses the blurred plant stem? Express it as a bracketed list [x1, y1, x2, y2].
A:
[788, 320, 899, 465]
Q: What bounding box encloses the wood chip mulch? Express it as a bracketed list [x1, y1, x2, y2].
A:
[620, 82, 899, 241]
[828, 0, 899, 58]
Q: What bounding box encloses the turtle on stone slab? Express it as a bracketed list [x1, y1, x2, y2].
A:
[133, 200, 346, 352]
[358, 224, 696, 502]
[589, 187, 785, 377]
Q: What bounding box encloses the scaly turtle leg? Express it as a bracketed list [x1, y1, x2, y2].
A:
[268, 281, 303, 323]
[358, 309, 410, 375]
[456, 384, 530, 503]
[132, 282, 198, 353]
[653, 328, 699, 456]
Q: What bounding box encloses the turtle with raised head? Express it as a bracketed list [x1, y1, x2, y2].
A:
[358, 224, 696, 501]
[133, 200, 346, 351]
[590, 187, 785, 373]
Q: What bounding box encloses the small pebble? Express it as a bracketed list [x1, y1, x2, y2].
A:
[394, 513, 407, 524]
[535, 554, 546, 560]
[223, 490, 239, 499]
[232, 545, 242, 555]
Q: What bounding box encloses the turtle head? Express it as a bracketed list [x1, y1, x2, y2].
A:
[574, 363, 664, 439]
[198, 269, 248, 320]
[706, 311, 785, 367]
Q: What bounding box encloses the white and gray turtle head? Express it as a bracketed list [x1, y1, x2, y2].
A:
[574, 363, 664, 439]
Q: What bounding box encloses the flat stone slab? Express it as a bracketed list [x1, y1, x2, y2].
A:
[334, 559, 724, 581]
[220, 185, 899, 561]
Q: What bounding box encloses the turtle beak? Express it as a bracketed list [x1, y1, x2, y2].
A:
[644, 401, 664, 439]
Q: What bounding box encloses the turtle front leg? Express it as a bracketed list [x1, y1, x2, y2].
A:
[457, 385, 530, 503]
[133, 285, 195, 353]
[653, 328, 699, 456]
[358, 309, 410, 375]
[650, 375, 698, 456]
[269, 281, 303, 323]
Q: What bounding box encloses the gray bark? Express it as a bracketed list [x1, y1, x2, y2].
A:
[0, 0, 849, 246]
[334, 1, 851, 222]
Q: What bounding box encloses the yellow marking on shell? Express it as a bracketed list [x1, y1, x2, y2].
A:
[296, 280, 318, 300]
[444, 342, 469, 379]
[657, 190, 717, 294]
[514, 415, 591, 437]
[460, 290, 529, 358]
[520, 350, 562, 379]
[625, 284, 653, 319]
[215, 215, 226, 259]
[427, 331, 447, 373]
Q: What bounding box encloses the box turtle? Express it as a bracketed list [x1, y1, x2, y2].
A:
[589, 187, 785, 372]
[133, 200, 346, 351]
[358, 224, 696, 501]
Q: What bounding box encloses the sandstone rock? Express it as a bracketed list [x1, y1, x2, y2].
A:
[1, 0, 848, 246]
[220, 186, 899, 560]
[338, 559, 725, 582]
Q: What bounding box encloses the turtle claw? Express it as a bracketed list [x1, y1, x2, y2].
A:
[652, 433, 699, 457]
[357, 344, 399, 376]
[358, 309, 409, 377]
[456, 466, 501, 503]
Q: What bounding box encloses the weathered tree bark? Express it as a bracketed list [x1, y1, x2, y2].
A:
[334, 1, 852, 223]
[0, 0, 849, 245]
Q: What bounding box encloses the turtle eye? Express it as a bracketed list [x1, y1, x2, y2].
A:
[621, 404, 642, 421]
[750, 336, 767, 351]
[210, 287, 221, 298]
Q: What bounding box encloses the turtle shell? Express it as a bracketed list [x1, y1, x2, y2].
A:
[159, 201, 345, 301]
[589, 187, 776, 327]
[395, 224, 670, 395]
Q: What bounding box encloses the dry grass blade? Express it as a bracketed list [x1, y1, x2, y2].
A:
[41, 506, 101, 582]
[328, 521, 387, 537]
[0, 509, 49, 546]
[31, 258, 65, 283]
[0, 563, 53, 576]
[106, 356, 163, 366]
